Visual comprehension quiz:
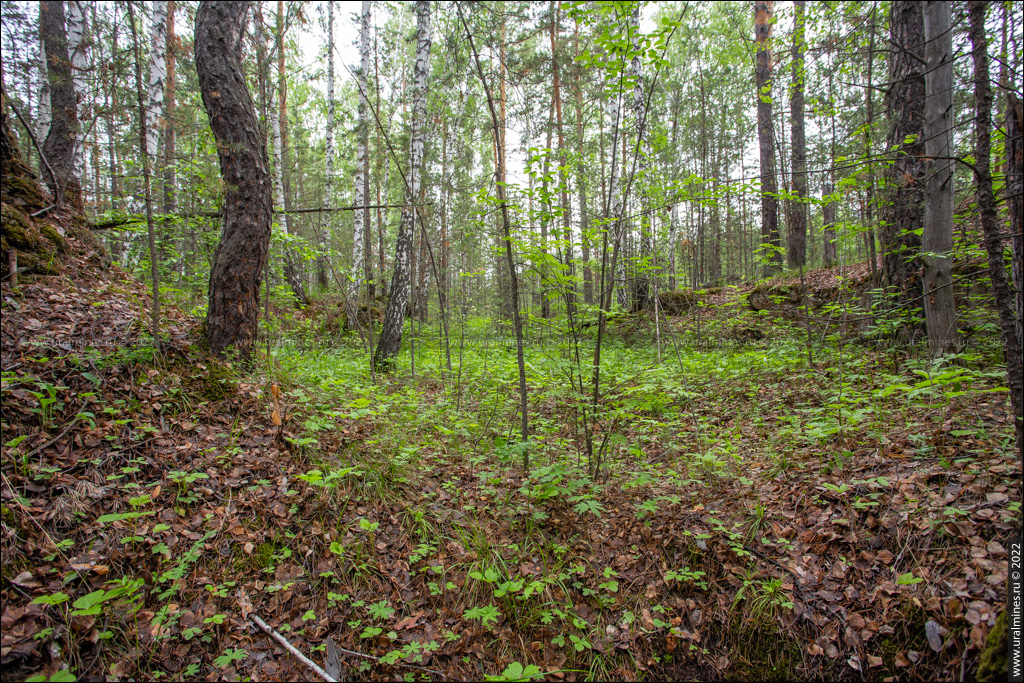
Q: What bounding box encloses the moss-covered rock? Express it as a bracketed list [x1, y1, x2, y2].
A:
[658, 289, 697, 315]
[1, 204, 40, 251]
[39, 223, 66, 251]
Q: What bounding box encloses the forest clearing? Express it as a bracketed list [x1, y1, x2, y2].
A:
[1, 1, 1022, 681]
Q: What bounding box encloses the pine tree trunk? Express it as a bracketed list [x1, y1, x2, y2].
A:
[40, 0, 81, 209]
[788, 0, 807, 270]
[273, 2, 307, 309]
[754, 1, 781, 276]
[196, 1, 272, 360]
[969, 0, 1023, 454]
[1009, 95, 1024, 351]
[921, 1, 960, 356]
[881, 1, 926, 317]
[375, 1, 430, 370]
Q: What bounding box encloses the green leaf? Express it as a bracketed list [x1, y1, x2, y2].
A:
[213, 648, 247, 668]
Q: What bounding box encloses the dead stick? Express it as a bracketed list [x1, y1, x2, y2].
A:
[250, 614, 336, 682]
[250, 613, 448, 680]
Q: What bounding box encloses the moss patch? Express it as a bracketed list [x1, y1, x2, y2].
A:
[977, 609, 1007, 682]
[194, 361, 239, 402]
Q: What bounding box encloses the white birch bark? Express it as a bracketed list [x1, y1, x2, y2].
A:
[373, 0, 430, 368]
[271, 96, 289, 239]
[349, 0, 371, 320]
[669, 203, 679, 289]
[36, 33, 51, 148]
[322, 0, 336, 291]
[146, 1, 167, 160]
[67, 0, 88, 192]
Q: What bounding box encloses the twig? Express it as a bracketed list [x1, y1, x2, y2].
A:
[250, 614, 336, 682]
[249, 612, 448, 681]
[22, 418, 80, 461]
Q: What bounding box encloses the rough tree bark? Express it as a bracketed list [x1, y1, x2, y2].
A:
[375, 0, 430, 370]
[921, 1, 960, 355]
[128, 2, 161, 351]
[968, 0, 1023, 457]
[1009, 94, 1024, 352]
[788, 0, 807, 270]
[881, 1, 926, 317]
[274, 1, 308, 309]
[40, 0, 82, 209]
[195, 0, 272, 360]
[754, 0, 781, 276]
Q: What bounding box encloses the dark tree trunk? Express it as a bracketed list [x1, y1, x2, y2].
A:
[755, 1, 781, 276]
[276, 1, 307, 309]
[788, 0, 807, 270]
[195, 1, 272, 360]
[969, 0, 1023, 456]
[40, 0, 82, 210]
[880, 1, 925, 316]
[1007, 94, 1023, 360]
[921, 1, 960, 355]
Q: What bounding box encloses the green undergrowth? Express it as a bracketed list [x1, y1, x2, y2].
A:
[2, 288, 1019, 682]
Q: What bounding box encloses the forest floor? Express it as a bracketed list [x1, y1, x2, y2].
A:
[1, 252, 1020, 682]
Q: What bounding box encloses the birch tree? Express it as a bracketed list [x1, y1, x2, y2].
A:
[320, 0, 335, 292]
[127, 1, 161, 351]
[348, 0, 371, 329]
[66, 0, 87, 191]
[35, 30, 50, 158]
[146, 1, 166, 161]
[375, 0, 430, 370]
